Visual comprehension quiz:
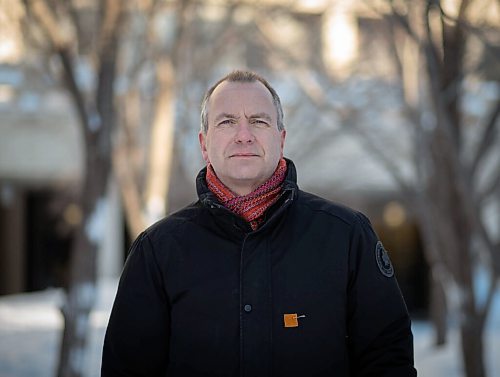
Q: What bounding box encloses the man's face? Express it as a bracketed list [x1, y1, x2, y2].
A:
[199, 81, 286, 196]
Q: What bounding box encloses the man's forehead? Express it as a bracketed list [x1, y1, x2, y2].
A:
[206, 80, 277, 127]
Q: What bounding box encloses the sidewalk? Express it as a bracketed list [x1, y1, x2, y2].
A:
[0, 279, 114, 377]
[1, 279, 499, 377]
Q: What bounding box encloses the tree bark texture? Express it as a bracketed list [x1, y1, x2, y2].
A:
[461, 315, 486, 377]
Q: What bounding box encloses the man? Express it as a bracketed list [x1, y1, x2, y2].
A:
[102, 70, 417, 377]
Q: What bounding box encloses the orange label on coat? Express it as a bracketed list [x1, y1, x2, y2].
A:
[284, 313, 299, 327]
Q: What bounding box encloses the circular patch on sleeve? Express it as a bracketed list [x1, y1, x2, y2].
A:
[375, 241, 394, 278]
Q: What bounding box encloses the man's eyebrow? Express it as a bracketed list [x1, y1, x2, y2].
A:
[247, 112, 272, 121]
[214, 113, 239, 123]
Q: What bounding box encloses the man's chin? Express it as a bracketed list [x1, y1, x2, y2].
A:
[227, 157, 261, 171]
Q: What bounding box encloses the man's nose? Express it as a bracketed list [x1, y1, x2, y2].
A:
[235, 121, 255, 143]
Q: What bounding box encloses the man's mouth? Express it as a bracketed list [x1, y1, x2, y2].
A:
[229, 153, 259, 158]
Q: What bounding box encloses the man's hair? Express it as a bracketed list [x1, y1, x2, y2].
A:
[200, 70, 285, 134]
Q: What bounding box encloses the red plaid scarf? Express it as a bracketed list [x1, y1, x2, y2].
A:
[206, 158, 287, 230]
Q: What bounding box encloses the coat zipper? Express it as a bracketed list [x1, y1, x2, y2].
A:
[239, 233, 249, 377]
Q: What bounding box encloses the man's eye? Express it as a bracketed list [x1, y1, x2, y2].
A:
[252, 119, 270, 126]
[217, 119, 235, 126]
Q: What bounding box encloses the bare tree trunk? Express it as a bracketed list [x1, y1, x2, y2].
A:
[412, 189, 449, 346]
[57, 225, 98, 377]
[57, 106, 112, 377]
[430, 272, 447, 345]
[143, 59, 176, 225]
[461, 311, 486, 377]
[55, 2, 122, 375]
[113, 144, 146, 238]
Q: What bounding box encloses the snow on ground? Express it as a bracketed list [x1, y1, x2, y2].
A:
[1, 279, 499, 377]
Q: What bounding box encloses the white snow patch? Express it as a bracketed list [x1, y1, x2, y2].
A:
[0, 288, 64, 331]
[69, 345, 85, 374]
[85, 198, 108, 245]
[75, 313, 89, 339]
[88, 111, 101, 132]
[145, 195, 165, 226]
[74, 282, 97, 311]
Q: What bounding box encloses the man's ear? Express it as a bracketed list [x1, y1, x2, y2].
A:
[199, 132, 210, 163]
[280, 129, 286, 158]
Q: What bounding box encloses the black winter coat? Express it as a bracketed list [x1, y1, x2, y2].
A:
[102, 159, 417, 377]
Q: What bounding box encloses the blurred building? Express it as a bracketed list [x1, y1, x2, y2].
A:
[1, 0, 498, 318]
[0, 62, 124, 294]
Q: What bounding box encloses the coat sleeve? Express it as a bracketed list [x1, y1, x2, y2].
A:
[346, 213, 417, 377]
[101, 231, 170, 377]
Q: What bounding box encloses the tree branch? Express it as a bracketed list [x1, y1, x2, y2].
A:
[347, 114, 415, 197]
[479, 266, 499, 329]
[57, 47, 90, 135]
[439, 2, 500, 59]
[22, 0, 89, 130]
[469, 101, 500, 179]
[478, 159, 500, 204]
[23, 0, 68, 48]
